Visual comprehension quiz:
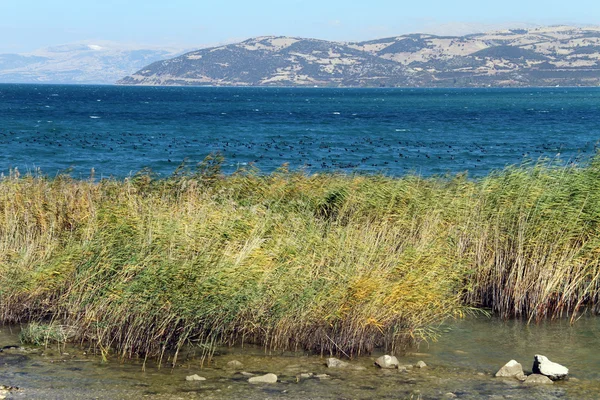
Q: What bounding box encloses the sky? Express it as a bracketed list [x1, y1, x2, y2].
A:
[1, 0, 600, 53]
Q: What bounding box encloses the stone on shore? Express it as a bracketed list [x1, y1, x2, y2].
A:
[532, 355, 568, 380]
[185, 374, 206, 381]
[375, 355, 399, 369]
[495, 360, 526, 380]
[248, 373, 278, 384]
[415, 361, 427, 368]
[524, 374, 554, 384]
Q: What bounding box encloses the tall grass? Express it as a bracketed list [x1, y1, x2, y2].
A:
[0, 156, 599, 361]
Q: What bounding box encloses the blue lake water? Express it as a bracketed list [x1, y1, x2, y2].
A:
[1, 84, 599, 178]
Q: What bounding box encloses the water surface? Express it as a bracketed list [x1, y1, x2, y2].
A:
[2, 317, 599, 399]
[1, 85, 599, 178]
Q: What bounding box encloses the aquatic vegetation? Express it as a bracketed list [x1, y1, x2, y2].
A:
[0, 156, 599, 361]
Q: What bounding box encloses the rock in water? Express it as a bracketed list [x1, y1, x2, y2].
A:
[185, 374, 206, 381]
[495, 360, 526, 380]
[415, 361, 427, 368]
[227, 360, 243, 369]
[375, 355, 399, 369]
[248, 373, 278, 384]
[532, 355, 568, 380]
[327, 358, 350, 368]
[524, 374, 554, 384]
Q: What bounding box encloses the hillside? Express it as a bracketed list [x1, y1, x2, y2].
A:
[118, 26, 600, 87]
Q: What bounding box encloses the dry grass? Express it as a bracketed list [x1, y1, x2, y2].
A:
[1, 156, 599, 362]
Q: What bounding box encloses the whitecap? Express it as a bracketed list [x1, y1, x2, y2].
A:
[333, 112, 341, 115]
[395, 129, 408, 132]
[90, 116, 101, 119]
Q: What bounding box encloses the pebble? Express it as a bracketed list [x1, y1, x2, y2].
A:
[524, 374, 554, 385]
[185, 374, 206, 381]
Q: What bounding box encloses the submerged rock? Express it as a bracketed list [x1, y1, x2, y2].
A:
[226, 360, 243, 369]
[495, 360, 526, 380]
[375, 355, 399, 369]
[248, 373, 278, 384]
[185, 374, 206, 381]
[327, 357, 350, 368]
[532, 355, 568, 380]
[524, 374, 554, 384]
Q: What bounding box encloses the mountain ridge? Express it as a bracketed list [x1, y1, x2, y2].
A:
[118, 26, 600, 87]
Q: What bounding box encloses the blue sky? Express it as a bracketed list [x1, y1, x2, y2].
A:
[1, 0, 599, 52]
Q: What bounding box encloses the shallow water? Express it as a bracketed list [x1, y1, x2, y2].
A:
[1, 85, 600, 178]
[1, 317, 599, 399]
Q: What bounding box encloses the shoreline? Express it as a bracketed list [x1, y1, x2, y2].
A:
[1, 159, 599, 362]
[2, 318, 600, 399]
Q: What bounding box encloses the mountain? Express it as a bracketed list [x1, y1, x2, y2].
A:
[119, 37, 411, 87]
[118, 26, 600, 87]
[0, 42, 188, 84]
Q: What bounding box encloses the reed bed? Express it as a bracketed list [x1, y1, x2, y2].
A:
[0, 156, 599, 361]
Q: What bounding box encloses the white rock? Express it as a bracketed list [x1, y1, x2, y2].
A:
[415, 360, 427, 368]
[248, 373, 278, 384]
[185, 374, 206, 381]
[375, 355, 399, 369]
[495, 360, 525, 379]
[532, 355, 568, 380]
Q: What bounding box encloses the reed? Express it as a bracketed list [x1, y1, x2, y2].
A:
[0, 156, 599, 361]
